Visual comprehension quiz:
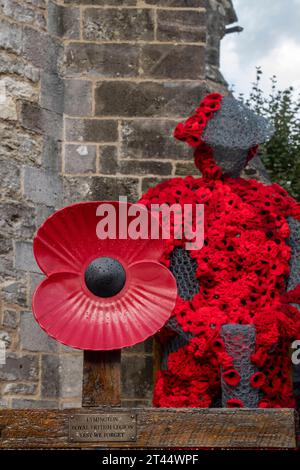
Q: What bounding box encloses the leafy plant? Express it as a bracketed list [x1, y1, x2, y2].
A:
[238, 67, 300, 200]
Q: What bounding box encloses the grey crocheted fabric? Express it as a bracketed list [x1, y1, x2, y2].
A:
[202, 96, 275, 177]
[165, 246, 198, 338]
[161, 247, 197, 368]
[203, 96, 275, 149]
[287, 217, 300, 400]
[221, 324, 261, 407]
[169, 247, 199, 300]
[287, 217, 300, 293]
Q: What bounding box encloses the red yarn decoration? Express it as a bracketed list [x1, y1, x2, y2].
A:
[139, 173, 300, 408]
[223, 369, 241, 387]
[174, 93, 223, 149]
[174, 93, 259, 177]
[139, 92, 300, 408]
[250, 372, 266, 389]
[227, 398, 244, 408]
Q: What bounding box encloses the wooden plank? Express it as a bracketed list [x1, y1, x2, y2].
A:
[82, 350, 121, 407]
[0, 408, 297, 449]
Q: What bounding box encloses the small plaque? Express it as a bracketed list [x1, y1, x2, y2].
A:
[69, 413, 137, 442]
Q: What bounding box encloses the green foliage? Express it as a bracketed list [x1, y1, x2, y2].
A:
[238, 67, 300, 200]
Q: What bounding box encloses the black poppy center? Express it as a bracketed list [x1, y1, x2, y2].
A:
[84, 257, 126, 298]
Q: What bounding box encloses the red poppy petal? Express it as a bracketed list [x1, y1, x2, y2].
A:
[33, 261, 177, 350]
[34, 201, 164, 275]
[126, 260, 177, 334]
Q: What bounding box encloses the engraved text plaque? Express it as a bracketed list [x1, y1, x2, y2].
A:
[69, 413, 137, 442]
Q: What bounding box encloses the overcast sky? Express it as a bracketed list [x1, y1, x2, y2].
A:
[221, 0, 300, 98]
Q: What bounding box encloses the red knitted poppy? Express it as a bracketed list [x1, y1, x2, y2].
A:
[139, 94, 300, 408]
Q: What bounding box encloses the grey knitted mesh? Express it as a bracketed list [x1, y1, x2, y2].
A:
[202, 96, 275, 177]
[161, 247, 197, 368]
[221, 324, 261, 407]
[287, 215, 300, 420]
[169, 247, 199, 300]
[287, 216, 300, 294]
[203, 96, 275, 149]
[210, 146, 249, 178]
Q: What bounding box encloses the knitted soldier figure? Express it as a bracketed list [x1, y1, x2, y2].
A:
[139, 93, 300, 408]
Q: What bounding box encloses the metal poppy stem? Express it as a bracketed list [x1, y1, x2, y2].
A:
[82, 350, 121, 407]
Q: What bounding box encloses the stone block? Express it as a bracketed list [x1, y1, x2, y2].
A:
[64, 43, 139, 78]
[0, 155, 21, 199]
[59, 354, 83, 398]
[142, 177, 170, 193]
[0, 354, 39, 381]
[35, 205, 55, 227]
[206, 45, 220, 66]
[118, 160, 172, 176]
[64, 0, 136, 4]
[60, 401, 81, 409]
[0, 331, 11, 348]
[0, 51, 39, 82]
[23, 26, 62, 74]
[64, 79, 93, 116]
[175, 160, 199, 176]
[2, 310, 19, 329]
[89, 176, 139, 202]
[157, 10, 206, 43]
[98, 146, 118, 175]
[0, 398, 9, 408]
[41, 354, 60, 398]
[20, 311, 58, 353]
[14, 241, 40, 273]
[83, 8, 154, 41]
[63, 175, 140, 203]
[144, 0, 205, 6]
[48, 0, 80, 38]
[2, 280, 27, 307]
[11, 399, 58, 409]
[0, 201, 36, 239]
[21, 102, 62, 139]
[0, 0, 46, 29]
[120, 119, 188, 160]
[23, 166, 63, 206]
[3, 382, 37, 395]
[141, 44, 205, 79]
[1, 76, 38, 101]
[0, 19, 22, 54]
[65, 118, 117, 142]
[42, 136, 62, 172]
[0, 121, 42, 166]
[64, 144, 97, 173]
[95, 81, 207, 117]
[0, 96, 17, 121]
[41, 72, 64, 114]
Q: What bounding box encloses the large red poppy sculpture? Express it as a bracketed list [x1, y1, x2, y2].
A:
[32, 201, 177, 350]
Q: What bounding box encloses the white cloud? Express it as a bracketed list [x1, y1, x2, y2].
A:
[221, 0, 300, 98]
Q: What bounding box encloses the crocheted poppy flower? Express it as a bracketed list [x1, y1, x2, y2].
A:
[226, 398, 244, 408]
[174, 93, 222, 148]
[222, 368, 241, 387]
[250, 372, 266, 389]
[32, 201, 177, 350]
